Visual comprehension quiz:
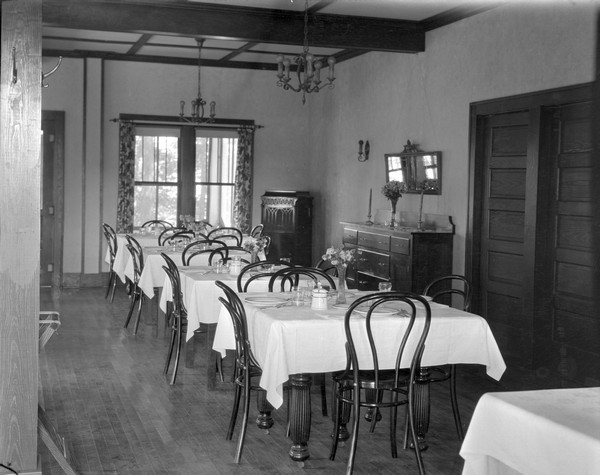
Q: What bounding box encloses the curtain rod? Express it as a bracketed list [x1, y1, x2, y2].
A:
[109, 114, 263, 129]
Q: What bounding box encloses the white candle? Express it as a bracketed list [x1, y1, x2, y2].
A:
[368, 188, 372, 216]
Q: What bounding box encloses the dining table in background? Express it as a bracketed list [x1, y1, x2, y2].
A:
[460, 386, 600, 475]
[106, 233, 159, 283]
[212, 292, 506, 463]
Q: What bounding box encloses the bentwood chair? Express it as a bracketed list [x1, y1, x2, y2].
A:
[250, 224, 264, 238]
[123, 235, 145, 335]
[102, 223, 118, 302]
[216, 280, 273, 464]
[181, 239, 227, 266]
[158, 227, 187, 246]
[236, 260, 293, 292]
[315, 258, 338, 278]
[163, 230, 195, 247]
[140, 219, 173, 230]
[422, 274, 472, 440]
[329, 292, 431, 475]
[267, 266, 336, 292]
[207, 227, 244, 246]
[162, 264, 187, 385]
[161, 252, 224, 384]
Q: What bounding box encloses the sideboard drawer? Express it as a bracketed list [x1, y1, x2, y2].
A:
[358, 231, 390, 252]
[356, 249, 389, 279]
[391, 236, 410, 255]
[343, 227, 358, 245]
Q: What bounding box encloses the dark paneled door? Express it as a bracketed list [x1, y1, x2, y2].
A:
[470, 87, 597, 385]
[478, 111, 533, 365]
[535, 101, 595, 381]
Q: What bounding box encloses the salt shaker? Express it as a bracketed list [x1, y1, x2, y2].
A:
[311, 283, 328, 310]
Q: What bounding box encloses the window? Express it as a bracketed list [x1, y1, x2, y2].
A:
[132, 126, 238, 228]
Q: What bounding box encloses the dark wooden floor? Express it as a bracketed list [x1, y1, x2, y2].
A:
[39, 286, 546, 475]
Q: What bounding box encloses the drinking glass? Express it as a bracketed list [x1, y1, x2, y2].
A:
[378, 282, 392, 292]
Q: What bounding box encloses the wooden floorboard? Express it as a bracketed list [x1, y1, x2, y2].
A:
[39, 286, 548, 474]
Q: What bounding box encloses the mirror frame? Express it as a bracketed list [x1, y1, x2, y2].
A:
[384, 142, 442, 195]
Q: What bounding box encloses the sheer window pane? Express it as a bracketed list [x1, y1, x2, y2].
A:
[195, 184, 235, 227]
[134, 185, 178, 227]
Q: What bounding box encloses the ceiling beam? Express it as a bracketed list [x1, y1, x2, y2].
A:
[42, 0, 425, 53]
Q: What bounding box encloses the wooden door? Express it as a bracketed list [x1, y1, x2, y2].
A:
[535, 101, 596, 382]
[468, 84, 598, 385]
[40, 111, 64, 289]
[478, 111, 534, 365]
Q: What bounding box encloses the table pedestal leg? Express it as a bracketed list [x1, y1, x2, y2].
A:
[288, 373, 311, 463]
[256, 390, 274, 432]
[410, 367, 431, 451]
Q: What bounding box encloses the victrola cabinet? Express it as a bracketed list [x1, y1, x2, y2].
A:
[261, 191, 313, 265]
[341, 216, 454, 292]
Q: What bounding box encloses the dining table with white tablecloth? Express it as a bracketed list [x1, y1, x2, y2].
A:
[212, 291, 507, 463]
[460, 387, 600, 475]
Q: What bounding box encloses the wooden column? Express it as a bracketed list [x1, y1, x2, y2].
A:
[0, 0, 42, 473]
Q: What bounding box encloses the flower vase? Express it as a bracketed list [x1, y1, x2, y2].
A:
[336, 265, 347, 304]
[389, 199, 398, 228]
[250, 250, 259, 263]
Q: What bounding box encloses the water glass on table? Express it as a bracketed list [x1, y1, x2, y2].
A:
[378, 281, 392, 292]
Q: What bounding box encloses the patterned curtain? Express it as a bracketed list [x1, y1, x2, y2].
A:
[233, 127, 255, 233]
[116, 121, 135, 233]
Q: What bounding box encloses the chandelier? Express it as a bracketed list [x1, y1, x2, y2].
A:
[179, 38, 216, 123]
[276, 0, 336, 104]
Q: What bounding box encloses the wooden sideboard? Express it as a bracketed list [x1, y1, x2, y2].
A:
[341, 218, 454, 292]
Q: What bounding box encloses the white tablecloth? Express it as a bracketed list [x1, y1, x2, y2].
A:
[460, 387, 600, 475]
[159, 268, 275, 340]
[105, 233, 160, 283]
[213, 294, 506, 408]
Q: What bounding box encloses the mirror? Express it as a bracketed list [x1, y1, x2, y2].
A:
[384, 141, 441, 194]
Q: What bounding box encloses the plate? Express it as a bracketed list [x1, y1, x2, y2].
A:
[355, 306, 399, 316]
[244, 296, 289, 307]
[332, 303, 351, 310]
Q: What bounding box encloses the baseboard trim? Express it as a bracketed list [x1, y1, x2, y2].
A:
[62, 272, 108, 289]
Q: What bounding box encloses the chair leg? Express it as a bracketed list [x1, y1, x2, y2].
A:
[105, 272, 112, 299]
[227, 377, 242, 440]
[449, 365, 464, 440]
[164, 323, 177, 375]
[346, 393, 361, 475]
[123, 289, 137, 328]
[329, 381, 342, 461]
[109, 271, 118, 303]
[133, 291, 144, 335]
[169, 316, 183, 385]
[216, 355, 225, 382]
[320, 373, 328, 417]
[234, 370, 252, 463]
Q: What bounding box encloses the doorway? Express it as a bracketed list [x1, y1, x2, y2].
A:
[41, 111, 65, 289]
[467, 83, 598, 386]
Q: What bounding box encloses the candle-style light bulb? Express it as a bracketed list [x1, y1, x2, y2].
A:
[327, 56, 336, 82]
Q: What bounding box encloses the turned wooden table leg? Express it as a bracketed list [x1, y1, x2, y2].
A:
[288, 373, 312, 463]
[256, 390, 274, 432]
[411, 367, 431, 451]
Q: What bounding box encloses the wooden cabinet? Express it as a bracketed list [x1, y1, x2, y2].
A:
[261, 191, 313, 266]
[341, 221, 453, 292]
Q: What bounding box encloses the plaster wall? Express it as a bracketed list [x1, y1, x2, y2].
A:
[308, 2, 597, 274]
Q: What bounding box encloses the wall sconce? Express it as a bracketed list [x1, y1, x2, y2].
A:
[358, 140, 370, 162]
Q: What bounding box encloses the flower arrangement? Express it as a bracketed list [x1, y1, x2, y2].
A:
[322, 245, 355, 268]
[243, 236, 268, 254]
[179, 214, 211, 234]
[381, 180, 407, 201]
[419, 178, 439, 193]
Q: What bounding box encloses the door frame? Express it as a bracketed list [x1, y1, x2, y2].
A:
[42, 110, 65, 289]
[466, 82, 593, 318]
